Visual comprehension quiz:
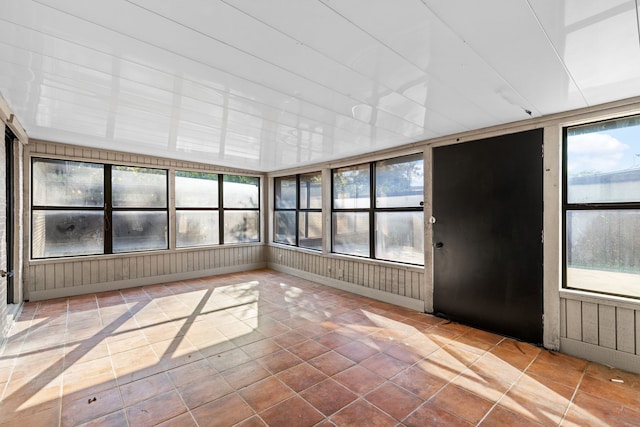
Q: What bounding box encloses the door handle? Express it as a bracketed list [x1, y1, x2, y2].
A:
[434, 242, 444, 248]
[0, 270, 13, 278]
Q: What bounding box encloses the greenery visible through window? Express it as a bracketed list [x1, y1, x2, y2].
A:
[564, 114, 640, 298]
[332, 153, 424, 265]
[274, 172, 322, 250]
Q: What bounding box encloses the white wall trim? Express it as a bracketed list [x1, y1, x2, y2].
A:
[270, 263, 425, 312]
[560, 289, 640, 312]
[560, 337, 640, 375]
[423, 147, 434, 313]
[543, 125, 561, 351]
[27, 262, 266, 301]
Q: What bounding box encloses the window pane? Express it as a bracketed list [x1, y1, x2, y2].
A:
[33, 159, 104, 207]
[112, 166, 167, 208]
[32, 210, 104, 258]
[176, 211, 219, 247]
[299, 211, 322, 250]
[566, 210, 640, 297]
[274, 211, 296, 244]
[376, 154, 423, 208]
[567, 115, 640, 203]
[332, 212, 369, 256]
[224, 211, 259, 242]
[224, 175, 259, 208]
[113, 211, 168, 252]
[175, 171, 218, 208]
[300, 172, 322, 209]
[375, 212, 424, 264]
[333, 165, 370, 209]
[275, 177, 297, 209]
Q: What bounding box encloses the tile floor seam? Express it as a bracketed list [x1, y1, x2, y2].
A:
[325, 396, 373, 424]
[153, 373, 191, 427]
[240, 374, 296, 413]
[59, 304, 69, 427]
[424, 336, 501, 393]
[4, 271, 640, 427]
[360, 381, 420, 424]
[390, 336, 501, 426]
[473, 340, 548, 427]
[96, 294, 131, 427]
[557, 360, 589, 426]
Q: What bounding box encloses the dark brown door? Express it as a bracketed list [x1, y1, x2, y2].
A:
[433, 129, 543, 344]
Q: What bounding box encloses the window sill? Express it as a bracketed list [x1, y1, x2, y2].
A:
[559, 288, 640, 311]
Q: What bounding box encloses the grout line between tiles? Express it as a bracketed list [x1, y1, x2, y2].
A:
[474, 339, 541, 426]
[557, 361, 589, 426]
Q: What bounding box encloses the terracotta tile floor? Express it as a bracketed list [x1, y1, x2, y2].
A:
[1, 269, 639, 426]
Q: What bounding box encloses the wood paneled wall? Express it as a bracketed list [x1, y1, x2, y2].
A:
[267, 246, 425, 311]
[560, 292, 640, 374]
[26, 245, 266, 301]
[24, 140, 267, 301]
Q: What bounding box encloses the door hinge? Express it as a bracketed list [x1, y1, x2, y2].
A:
[541, 230, 544, 244]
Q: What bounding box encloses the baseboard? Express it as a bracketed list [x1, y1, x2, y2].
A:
[269, 263, 425, 312]
[27, 262, 267, 301]
[560, 337, 640, 374]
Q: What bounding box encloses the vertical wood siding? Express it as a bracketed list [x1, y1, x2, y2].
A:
[561, 295, 640, 358]
[25, 140, 267, 301]
[267, 246, 424, 301]
[26, 245, 266, 299]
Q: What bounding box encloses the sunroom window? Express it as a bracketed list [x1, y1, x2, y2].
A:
[32, 159, 168, 258]
[332, 153, 424, 265]
[564, 115, 640, 298]
[274, 172, 322, 250]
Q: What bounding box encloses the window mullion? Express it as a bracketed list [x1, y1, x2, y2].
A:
[370, 162, 375, 259]
[105, 164, 113, 254]
[295, 174, 300, 247]
[219, 174, 225, 245]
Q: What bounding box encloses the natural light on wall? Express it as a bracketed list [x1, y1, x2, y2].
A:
[564, 114, 640, 298]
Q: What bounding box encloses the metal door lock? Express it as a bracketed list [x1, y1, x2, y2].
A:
[0, 270, 13, 278]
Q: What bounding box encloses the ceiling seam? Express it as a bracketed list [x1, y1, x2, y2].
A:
[219, 0, 487, 128]
[417, 0, 541, 117]
[29, 0, 424, 134]
[523, 0, 589, 107]
[636, 0, 640, 48]
[0, 40, 379, 143]
[314, 0, 498, 127]
[0, 25, 391, 144]
[0, 28, 428, 166]
[120, 0, 430, 131]
[208, 0, 443, 123]
[5, 16, 416, 144]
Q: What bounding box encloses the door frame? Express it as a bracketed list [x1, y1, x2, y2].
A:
[4, 126, 15, 304]
[425, 124, 562, 350]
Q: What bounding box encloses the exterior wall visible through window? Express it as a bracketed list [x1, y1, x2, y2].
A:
[273, 172, 322, 250]
[31, 158, 261, 259]
[332, 153, 424, 265]
[564, 115, 640, 298]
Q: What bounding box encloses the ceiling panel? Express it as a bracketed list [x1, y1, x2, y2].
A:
[528, 0, 640, 105]
[421, 0, 589, 114]
[1, 0, 640, 171]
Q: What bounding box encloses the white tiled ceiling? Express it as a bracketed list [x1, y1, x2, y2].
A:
[1, 0, 640, 171]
